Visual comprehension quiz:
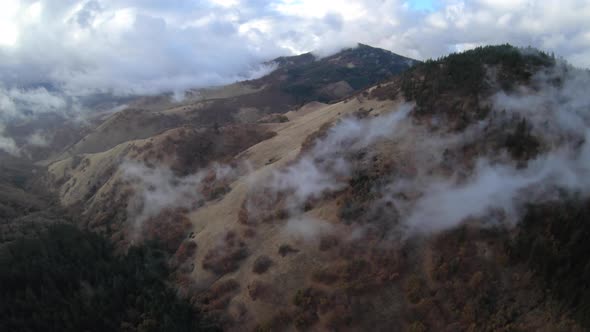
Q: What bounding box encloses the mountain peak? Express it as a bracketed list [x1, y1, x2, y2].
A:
[260, 44, 417, 104]
[272, 43, 416, 68]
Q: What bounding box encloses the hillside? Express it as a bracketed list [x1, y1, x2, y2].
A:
[262, 43, 417, 103]
[0, 224, 219, 332]
[51, 44, 417, 161]
[0, 157, 70, 245]
[33, 44, 590, 331]
[2, 43, 590, 331]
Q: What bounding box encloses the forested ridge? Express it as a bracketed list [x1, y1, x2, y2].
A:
[0, 224, 220, 332]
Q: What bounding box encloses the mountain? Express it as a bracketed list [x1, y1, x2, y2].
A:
[50, 44, 416, 160]
[4, 44, 590, 331]
[264, 43, 418, 103]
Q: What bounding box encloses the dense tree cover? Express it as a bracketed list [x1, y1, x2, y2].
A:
[504, 117, 541, 162]
[0, 158, 71, 245]
[401, 44, 556, 114]
[510, 199, 590, 328]
[280, 44, 415, 103]
[0, 159, 52, 223]
[0, 224, 220, 332]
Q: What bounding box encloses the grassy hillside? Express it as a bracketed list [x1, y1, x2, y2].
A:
[29, 44, 590, 331]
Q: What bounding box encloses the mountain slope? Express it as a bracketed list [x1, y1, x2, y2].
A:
[0, 157, 70, 245]
[53, 44, 416, 160]
[263, 43, 417, 103]
[39, 44, 590, 331]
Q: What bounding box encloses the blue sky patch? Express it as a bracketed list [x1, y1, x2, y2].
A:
[407, 0, 438, 11]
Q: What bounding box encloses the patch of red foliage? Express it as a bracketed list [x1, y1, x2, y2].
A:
[202, 231, 249, 275]
[252, 255, 273, 274]
[241, 189, 289, 225]
[200, 168, 232, 201]
[248, 280, 275, 301]
[197, 278, 241, 312]
[142, 209, 192, 253]
[172, 240, 197, 267]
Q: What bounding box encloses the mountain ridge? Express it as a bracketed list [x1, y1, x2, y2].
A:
[44, 43, 417, 162]
[3, 44, 590, 331]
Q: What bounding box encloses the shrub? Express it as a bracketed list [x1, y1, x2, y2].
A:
[405, 275, 426, 304]
[408, 321, 427, 332]
[202, 232, 249, 275]
[252, 255, 273, 274]
[255, 310, 293, 332]
[278, 244, 299, 257]
[199, 279, 240, 311]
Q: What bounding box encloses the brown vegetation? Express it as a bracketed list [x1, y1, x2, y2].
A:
[248, 280, 275, 302]
[257, 113, 289, 124]
[202, 231, 249, 275]
[278, 244, 299, 257]
[252, 255, 273, 274]
[172, 240, 198, 268]
[197, 278, 241, 312]
[141, 209, 192, 253]
[139, 125, 277, 176]
[241, 189, 289, 225]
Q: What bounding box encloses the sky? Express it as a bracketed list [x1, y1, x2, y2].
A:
[408, 0, 437, 11]
[0, 0, 589, 102]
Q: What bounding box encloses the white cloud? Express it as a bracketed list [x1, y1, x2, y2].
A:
[122, 161, 238, 233]
[271, 0, 368, 20]
[0, 0, 589, 124]
[476, 0, 529, 11]
[0, 125, 19, 156]
[284, 216, 334, 240]
[0, 86, 69, 119]
[27, 131, 50, 147]
[269, 104, 411, 211]
[209, 0, 239, 8]
[0, 0, 20, 46]
[394, 65, 590, 235]
[0, 0, 287, 98]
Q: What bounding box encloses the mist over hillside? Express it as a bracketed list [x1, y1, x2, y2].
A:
[2, 1, 590, 331]
[2, 42, 590, 331]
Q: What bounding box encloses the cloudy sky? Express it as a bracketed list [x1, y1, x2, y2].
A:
[0, 0, 589, 99]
